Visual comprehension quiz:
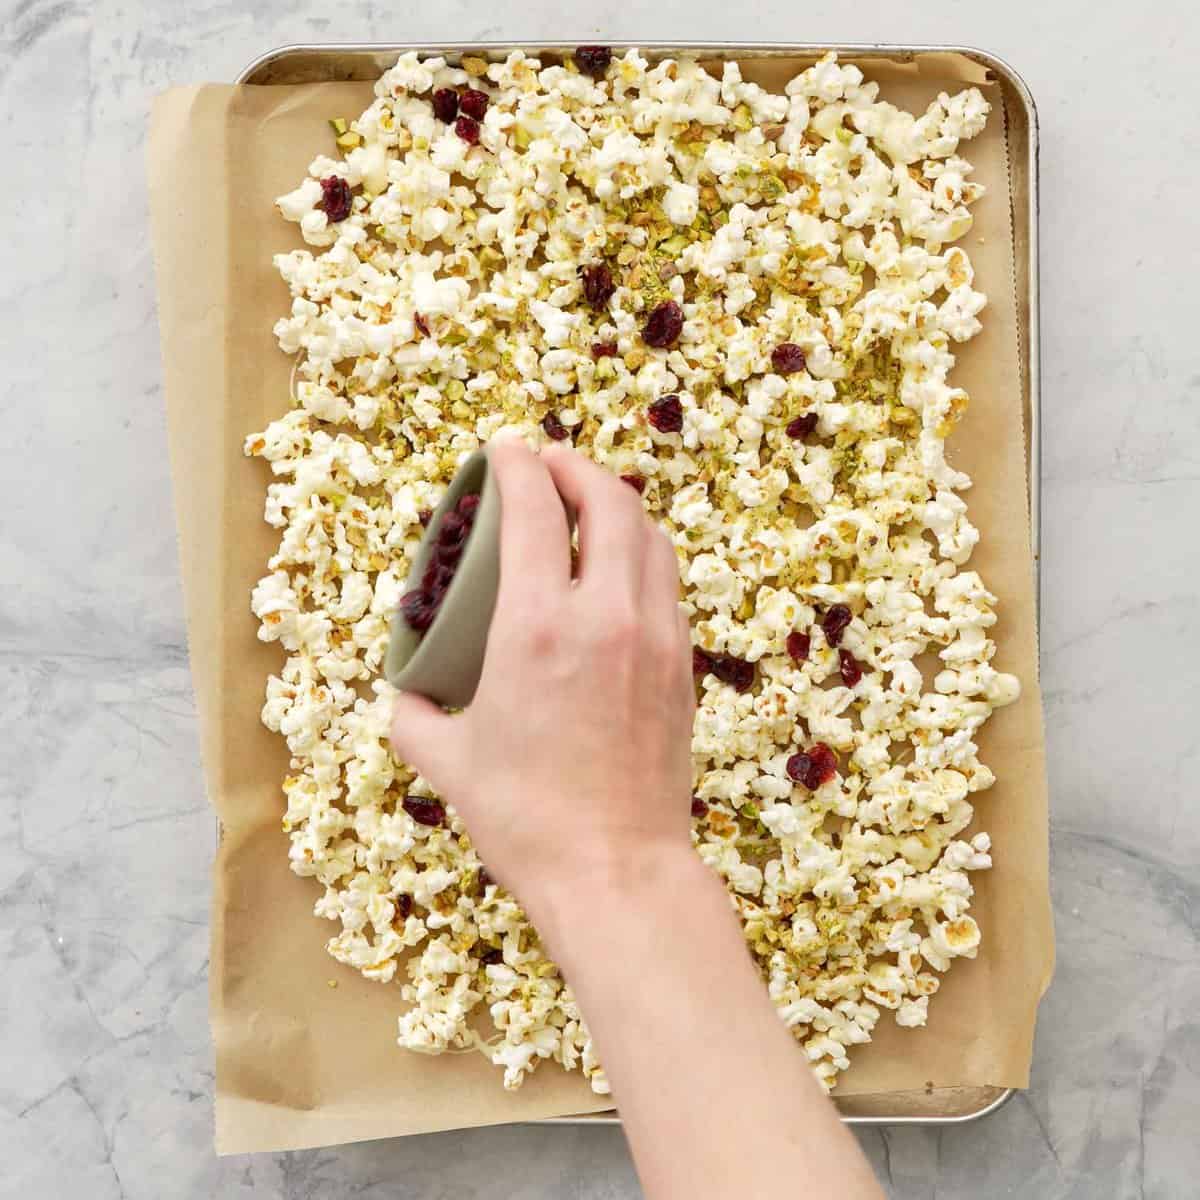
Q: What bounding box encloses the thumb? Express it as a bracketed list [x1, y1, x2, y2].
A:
[389, 690, 457, 788]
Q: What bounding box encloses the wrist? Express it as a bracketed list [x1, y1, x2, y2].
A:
[522, 835, 722, 959]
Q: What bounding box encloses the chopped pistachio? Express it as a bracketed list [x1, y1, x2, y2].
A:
[760, 174, 786, 199]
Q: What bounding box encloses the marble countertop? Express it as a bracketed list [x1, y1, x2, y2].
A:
[3, 1, 1197, 1196]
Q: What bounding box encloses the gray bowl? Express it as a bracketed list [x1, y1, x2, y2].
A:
[384, 448, 500, 708]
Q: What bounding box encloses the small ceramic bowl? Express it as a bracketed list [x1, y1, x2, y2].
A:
[384, 447, 500, 708]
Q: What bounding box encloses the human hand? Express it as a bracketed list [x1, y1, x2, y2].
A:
[390, 444, 884, 1200]
[389, 439, 695, 927]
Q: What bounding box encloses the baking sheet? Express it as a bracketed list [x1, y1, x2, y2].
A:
[148, 49, 1053, 1155]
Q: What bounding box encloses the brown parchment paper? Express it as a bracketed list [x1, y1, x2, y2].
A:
[148, 51, 1053, 1156]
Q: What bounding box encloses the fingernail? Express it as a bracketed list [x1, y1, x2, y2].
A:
[489, 427, 528, 448]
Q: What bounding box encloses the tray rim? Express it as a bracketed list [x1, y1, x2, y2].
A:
[230, 40, 1040, 1131]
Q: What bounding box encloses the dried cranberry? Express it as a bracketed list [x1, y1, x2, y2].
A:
[422, 561, 455, 598]
[692, 646, 714, 677]
[430, 555, 457, 583]
[808, 744, 838, 783]
[580, 263, 616, 310]
[821, 603, 852, 646]
[480, 946, 503, 966]
[576, 45, 613, 78]
[691, 796, 708, 818]
[786, 413, 818, 440]
[432, 87, 460, 123]
[621, 473, 647, 494]
[786, 742, 838, 789]
[712, 653, 755, 693]
[591, 340, 619, 358]
[456, 493, 481, 520]
[414, 313, 430, 337]
[417, 508, 433, 527]
[435, 540, 464, 568]
[772, 343, 807, 375]
[642, 300, 684, 348]
[395, 893, 413, 919]
[402, 796, 446, 827]
[786, 747, 821, 788]
[455, 116, 481, 144]
[786, 631, 811, 662]
[318, 176, 352, 222]
[839, 649, 864, 688]
[400, 588, 437, 632]
[459, 88, 489, 120]
[438, 512, 468, 547]
[542, 411, 570, 441]
[647, 394, 684, 434]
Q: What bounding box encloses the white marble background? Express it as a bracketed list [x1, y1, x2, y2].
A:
[2, 0, 1197, 1196]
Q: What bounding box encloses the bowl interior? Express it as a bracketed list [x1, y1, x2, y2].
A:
[383, 448, 500, 707]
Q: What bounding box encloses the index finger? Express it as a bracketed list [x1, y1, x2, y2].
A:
[487, 437, 573, 606]
[539, 443, 648, 597]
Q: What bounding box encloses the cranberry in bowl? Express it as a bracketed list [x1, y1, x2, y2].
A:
[398, 492, 482, 634]
[383, 447, 502, 709]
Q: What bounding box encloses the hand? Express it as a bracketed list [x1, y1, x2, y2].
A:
[390, 441, 885, 1200]
[389, 438, 695, 926]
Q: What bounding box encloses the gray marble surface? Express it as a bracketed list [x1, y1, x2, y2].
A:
[2, 0, 1197, 1196]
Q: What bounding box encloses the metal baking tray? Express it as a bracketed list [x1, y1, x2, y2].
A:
[235, 42, 1040, 1129]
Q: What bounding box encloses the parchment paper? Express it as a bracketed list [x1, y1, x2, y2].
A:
[148, 51, 1053, 1155]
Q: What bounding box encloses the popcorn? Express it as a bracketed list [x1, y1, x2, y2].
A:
[663, 180, 700, 226]
[247, 50, 1017, 1098]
